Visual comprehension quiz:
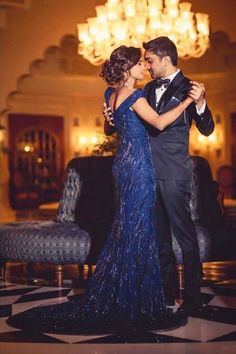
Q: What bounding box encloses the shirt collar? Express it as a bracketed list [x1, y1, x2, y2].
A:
[160, 68, 180, 83]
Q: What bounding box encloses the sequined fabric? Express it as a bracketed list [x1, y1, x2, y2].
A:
[7, 88, 167, 334]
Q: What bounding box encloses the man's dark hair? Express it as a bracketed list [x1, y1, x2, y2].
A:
[143, 36, 178, 66]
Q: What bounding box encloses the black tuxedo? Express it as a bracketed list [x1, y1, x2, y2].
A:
[144, 71, 214, 304]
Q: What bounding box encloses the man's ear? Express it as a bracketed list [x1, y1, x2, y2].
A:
[163, 56, 171, 66]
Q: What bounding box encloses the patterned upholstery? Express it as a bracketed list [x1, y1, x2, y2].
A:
[0, 221, 90, 264]
[172, 224, 211, 264]
[56, 168, 81, 223]
[0, 167, 91, 270]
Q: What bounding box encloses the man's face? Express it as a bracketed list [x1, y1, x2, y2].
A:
[144, 50, 165, 79]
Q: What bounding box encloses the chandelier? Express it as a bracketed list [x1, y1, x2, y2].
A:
[77, 0, 210, 66]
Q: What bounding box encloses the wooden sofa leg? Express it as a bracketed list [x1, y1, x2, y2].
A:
[177, 264, 185, 290]
[56, 265, 64, 287]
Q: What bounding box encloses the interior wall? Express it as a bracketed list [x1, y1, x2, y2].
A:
[0, 0, 236, 219]
[1, 0, 236, 114]
[0, 0, 103, 111]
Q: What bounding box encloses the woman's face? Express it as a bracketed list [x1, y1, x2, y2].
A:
[129, 59, 145, 80]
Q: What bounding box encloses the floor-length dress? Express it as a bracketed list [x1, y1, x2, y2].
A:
[7, 89, 169, 334]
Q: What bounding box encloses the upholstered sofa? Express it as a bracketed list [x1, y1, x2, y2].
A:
[0, 168, 91, 286]
[0, 155, 224, 288]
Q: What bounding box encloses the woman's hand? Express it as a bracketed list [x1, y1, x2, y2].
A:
[182, 96, 194, 110]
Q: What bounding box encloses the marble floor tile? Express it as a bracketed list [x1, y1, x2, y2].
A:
[153, 317, 236, 341]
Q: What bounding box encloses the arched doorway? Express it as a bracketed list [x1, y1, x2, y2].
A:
[8, 114, 64, 209]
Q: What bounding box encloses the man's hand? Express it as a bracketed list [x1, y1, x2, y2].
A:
[103, 103, 115, 136]
[103, 103, 114, 126]
[189, 81, 206, 110]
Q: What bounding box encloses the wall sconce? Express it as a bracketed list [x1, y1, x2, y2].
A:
[0, 124, 7, 153]
[79, 135, 99, 146]
[74, 133, 100, 156]
[79, 136, 88, 145]
[190, 114, 225, 177]
[196, 127, 223, 159]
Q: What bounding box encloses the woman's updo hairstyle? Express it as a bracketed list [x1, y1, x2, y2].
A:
[100, 45, 141, 86]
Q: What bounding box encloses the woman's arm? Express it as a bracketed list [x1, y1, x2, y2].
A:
[132, 96, 193, 130]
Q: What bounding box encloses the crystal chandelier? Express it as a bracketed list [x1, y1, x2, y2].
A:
[77, 0, 210, 66]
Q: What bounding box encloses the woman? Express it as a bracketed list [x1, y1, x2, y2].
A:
[7, 46, 193, 334]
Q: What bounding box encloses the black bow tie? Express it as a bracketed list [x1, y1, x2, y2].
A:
[156, 78, 171, 89]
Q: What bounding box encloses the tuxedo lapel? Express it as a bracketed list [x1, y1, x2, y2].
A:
[157, 71, 186, 112]
[146, 82, 157, 110]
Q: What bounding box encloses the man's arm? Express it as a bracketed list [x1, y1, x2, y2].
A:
[104, 115, 115, 136]
[188, 81, 215, 136]
[103, 103, 116, 136]
[194, 104, 215, 136]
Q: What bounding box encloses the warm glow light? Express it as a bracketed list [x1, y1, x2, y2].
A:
[0, 126, 4, 144]
[197, 131, 219, 146]
[79, 136, 88, 145]
[77, 0, 210, 65]
[78, 135, 99, 146]
[95, 5, 107, 23]
[208, 132, 217, 143]
[74, 133, 101, 156]
[37, 157, 43, 163]
[24, 145, 32, 152]
[91, 136, 99, 144]
[124, 1, 136, 17]
[197, 135, 206, 143]
[0, 125, 6, 152]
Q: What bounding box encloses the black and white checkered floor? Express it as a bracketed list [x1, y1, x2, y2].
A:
[1, 279, 236, 354]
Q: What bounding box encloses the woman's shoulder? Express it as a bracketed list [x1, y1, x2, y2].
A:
[127, 89, 145, 108]
[131, 88, 145, 102]
[132, 88, 145, 98]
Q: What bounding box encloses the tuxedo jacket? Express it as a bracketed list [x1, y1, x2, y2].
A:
[144, 71, 214, 181]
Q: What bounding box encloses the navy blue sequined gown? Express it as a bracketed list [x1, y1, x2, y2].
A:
[7, 89, 167, 334]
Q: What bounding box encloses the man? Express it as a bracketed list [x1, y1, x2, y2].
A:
[104, 36, 214, 316]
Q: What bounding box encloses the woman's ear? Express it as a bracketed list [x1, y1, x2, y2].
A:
[124, 71, 130, 80]
[123, 71, 130, 84]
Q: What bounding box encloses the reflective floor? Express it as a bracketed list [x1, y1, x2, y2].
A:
[1, 262, 236, 354]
